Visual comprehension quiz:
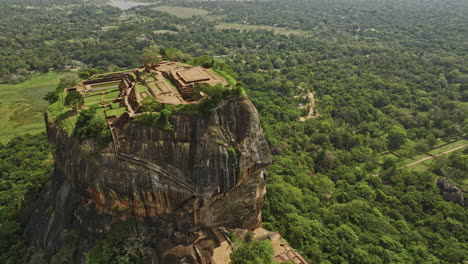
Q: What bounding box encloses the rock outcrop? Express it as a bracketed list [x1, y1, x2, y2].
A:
[437, 178, 464, 206]
[25, 97, 271, 262]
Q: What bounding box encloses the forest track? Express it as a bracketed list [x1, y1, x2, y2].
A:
[372, 144, 467, 177]
[405, 144, 468, 167]
[299, 92, 318, 122]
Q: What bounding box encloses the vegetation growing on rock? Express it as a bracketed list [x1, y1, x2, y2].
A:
[0, 0, 467, 263]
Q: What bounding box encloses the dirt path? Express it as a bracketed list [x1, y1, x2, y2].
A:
[299, 92, 318, 122]
[372, 143, 467, 177]
[406, 144, 468, 167]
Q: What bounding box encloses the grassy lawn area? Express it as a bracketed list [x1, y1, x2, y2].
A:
[84, 95, 102, 105]
[153, 30, 178, 34]
[215, 23, 310, 36]
[95, 107, 108, 117]
[89, 87, 119, 96]
[135, 83, 149, 94]
[152, 6, 209, 18]
[0, 72, 67, 143]
[428, 139, 468, 156]
[209, 69, 237, 86]
[411, 153, 430, 161]
[407, 161, 429, 171]
[93, 69, 132, 78]
[432, 138, 448, 148]
[460, 102, 468, 111]
[90, 81, 120, 91]
[103, 90, 120, 100]
[146, 81, 161, 94]
[162, 77, 178, 92]
[101, 25, 119, 32]
[106, 107, 127, 118]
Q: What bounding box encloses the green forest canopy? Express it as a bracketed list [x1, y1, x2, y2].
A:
[0, 0, 466, 263]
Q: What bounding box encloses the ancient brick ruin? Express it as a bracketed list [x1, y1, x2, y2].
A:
[67, 61, 227, 125]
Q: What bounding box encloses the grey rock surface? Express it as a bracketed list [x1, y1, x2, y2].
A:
[25, 97, 271, 261]
[437, 178, 464, 206]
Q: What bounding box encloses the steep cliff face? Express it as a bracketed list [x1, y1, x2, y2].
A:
[25, 97, 271, 261]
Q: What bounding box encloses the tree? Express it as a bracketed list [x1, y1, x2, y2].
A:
[387, 126, 407, 150]
[160, 47, 184, 61]
[57, 75, 78, 89]
[156, 109, 173, 130]
[140, 46, 162, 65]
[192, 55, 214, 68]
[64, 91, 83, 111]
[43, 91, 59, 104]
[231, 240, 274, 264]
[73, 108, 112, 146]
[139, 97, 162, 112]
[79, 69, 101, 80]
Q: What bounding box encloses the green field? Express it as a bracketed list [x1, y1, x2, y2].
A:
[403, 139, 468, 171]
[101, 25, 119, 32]
[106, 107, 127, 118]
[0, 72, 65, 143]
[407, 160, 431, 171]
[153, 30, 178, 35]
[152, 6, 209, 18]
[215, 23, 310, 36]
[135, 83, 149, 95]
[90, 81, 120, 91]
[428, 139, 468, 156]
[163, 77, 177, 91]
[460, 102, 468, 111]
[209, 69, 237, 86]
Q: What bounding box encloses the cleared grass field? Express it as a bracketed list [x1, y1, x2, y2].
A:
[0, 72, 66, 143]
[153, 30, 178, 35]
[408, 161, 430, 171]
[106, 107, 126, 118]
[152, 6, 209, 18]
[432, 138, 448, 148]
[135, 83, 149, 94]
[101, 25, 119, 32]
[428, 139, 468, 156]
[91, 81, 120, 91]
[209, 69, 237, 86]
[460, 102, 468, 111]
[89, 87, 119, 96]
[404, 139, 468, 171]
[215, 23, 310, 36]
[103, 91, 120, 100]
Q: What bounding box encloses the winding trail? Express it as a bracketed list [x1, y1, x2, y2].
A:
[299, 92, 318, 122]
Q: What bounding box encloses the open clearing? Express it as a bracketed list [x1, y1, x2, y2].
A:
[428, 139, 468, 156]
[215, 23, 310, 36]
[0, 72, 65, 143]
[373, 138, 468, 175]
[404, 139, 468, 170]
[152, 6, 209, 18]
[109, 0, 151, 10]
[153, 29, 178, 35]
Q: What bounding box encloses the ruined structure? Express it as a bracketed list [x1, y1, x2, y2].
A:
[25, 62, 284, 263]
[68, 61, 226, 118]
